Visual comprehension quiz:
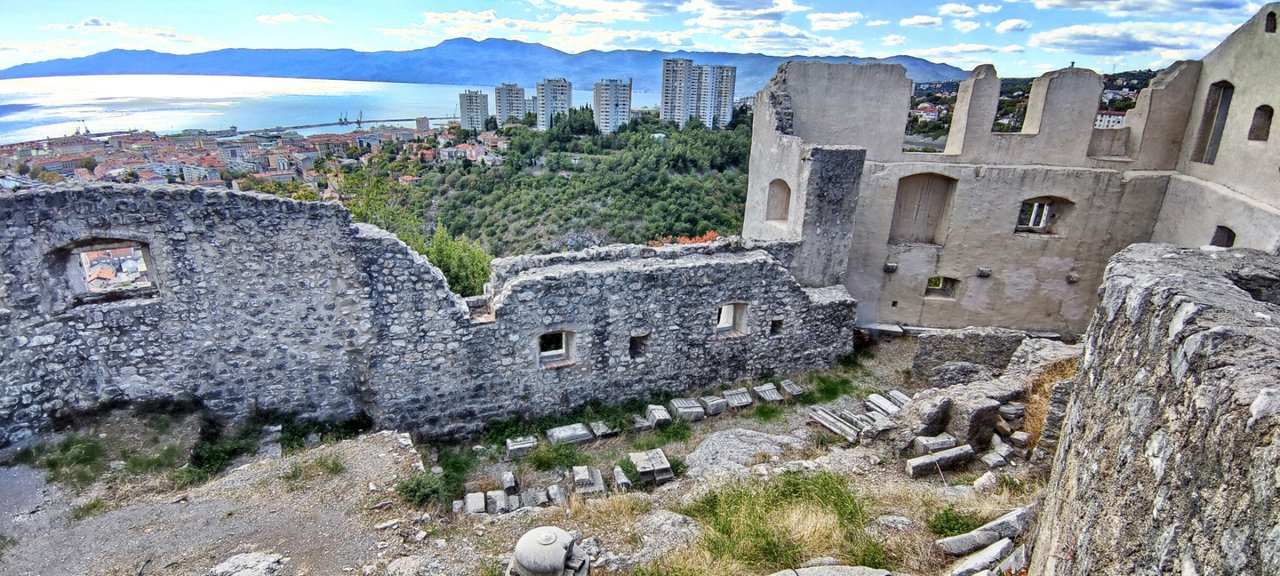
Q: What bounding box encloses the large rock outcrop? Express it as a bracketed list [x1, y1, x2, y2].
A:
[1030, 244, 1280, 576]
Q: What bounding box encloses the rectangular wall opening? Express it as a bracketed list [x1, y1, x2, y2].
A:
[716, 303, 748, 336]
[539, 331, 575, 367]
[629, 334, 649, 359]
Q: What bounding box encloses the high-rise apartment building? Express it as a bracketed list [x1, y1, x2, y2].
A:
[536, 78, 572, 131]
[495, 83, 526, 124]
[660, 58, 737, 129]
[592, 79, 633, 133]
[458, 90, 490, 131]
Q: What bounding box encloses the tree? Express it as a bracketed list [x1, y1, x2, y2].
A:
[423, 224, 492, 297]
[77, 157, 98, 172]
[484, 116, 499, 131]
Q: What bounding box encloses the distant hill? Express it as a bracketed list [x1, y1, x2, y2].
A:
[0, 39, 969, 96]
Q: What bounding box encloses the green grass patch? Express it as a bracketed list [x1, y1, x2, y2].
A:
[69, 498, 107, 521]
[749, 403, 783, 422]
[525, 442, 587, 471]
[794, 374, 856, 406]
[631, 419, 692, 451]
[123, 444, 182, 475]
[617, 457, 640, 482]
[279, 414, 372, 453]
[928, 505, 984, 537]
[673, 471, 888, 573]
[18, 436, 108, 489]
[482, 397, 668, 445]
[396, 449, 476, 507]
[810, 431, 841, 450]
[171, 418, 263, 488]
[997, 474, 1027, 495]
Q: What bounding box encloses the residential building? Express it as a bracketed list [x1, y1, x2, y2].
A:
[459, 90, 490, 131]
[592, 79, 633, 133]
[536, 78, 572, 131]
[1095, 110, 1126, 128]
[660, 58, 737, 129]
[495, 84, 527, 124]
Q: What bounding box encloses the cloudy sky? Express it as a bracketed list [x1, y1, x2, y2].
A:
[0, 0, 1266, 76]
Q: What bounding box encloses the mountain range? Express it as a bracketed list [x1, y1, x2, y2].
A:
[0, 39, 969, 95]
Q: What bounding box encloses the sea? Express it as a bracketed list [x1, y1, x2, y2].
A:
[0, 74, 660, 145]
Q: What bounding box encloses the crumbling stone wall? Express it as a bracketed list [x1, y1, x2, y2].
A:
[0, 185, 856, 446]
[1029, 243, 1280, 576]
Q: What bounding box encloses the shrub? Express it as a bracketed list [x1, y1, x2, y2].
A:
[396, 472, 447, 506]
[397, 449, 476, 507]
[928, 505, 984, 537]
[525, 443, 586, 471]
[22, 436, 108, 489]
[171, 419, 262, 488]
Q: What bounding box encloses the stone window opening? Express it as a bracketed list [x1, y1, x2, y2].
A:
[716, 303, 748, 336]
[1015, 197, 1071, 235]
[539, 331, 575, 368]
[1267, 11, 1276, 33]
[1193, 81, 1235, 164]
[1249, 105, 1273, 141]
[770, 317, 784, 336]
[924, 276, 959, 299]
[889, 173, 956, 245]
[629, 334, 649, 359]
[65, 241, 158, 304]
[1211, 226, 1237, 248]
[765, 179, 791, 224]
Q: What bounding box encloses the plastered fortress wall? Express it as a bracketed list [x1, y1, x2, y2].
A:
[0, 185, 855, 446]
[744, 5, 1280, 336]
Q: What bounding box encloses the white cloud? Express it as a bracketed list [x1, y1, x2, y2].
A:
[721, 22, 863, 55]
[938, 3, 978, 17]
[679, 0, 811, 29]
[953, 20, 981, 33]
[1029, 21, 1237, 66]
[996, 18, 1032, 33]
[882, 34, 907, 46]
[40, 17, 209, 46]
[255, 13, 331, 25]
[978, 3, 1003, 13]
[866, 19, 890, 26]
[900, 15, 943, 27]
[908, 42, 1024, 58]
[807, 11, 864, 31]
[1021, 0, 1258, 17]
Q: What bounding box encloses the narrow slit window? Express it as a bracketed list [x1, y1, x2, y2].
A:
[1266, 11, 1276, 33]
[1249, 105, 1273, 141]
[1193, 81, 1235, 164]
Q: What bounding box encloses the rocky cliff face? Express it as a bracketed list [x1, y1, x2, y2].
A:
[1030, 244, 1280, 576]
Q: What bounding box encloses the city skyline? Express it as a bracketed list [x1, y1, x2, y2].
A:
[0, 1, 1264, 77]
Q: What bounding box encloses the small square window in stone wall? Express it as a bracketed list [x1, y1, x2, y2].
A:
[67, 242, 158, 303]
[629, 335, 649, 358]
[539, 331, 576, 368]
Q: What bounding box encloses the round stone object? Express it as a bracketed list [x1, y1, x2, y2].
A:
[511, 526, 575, 576]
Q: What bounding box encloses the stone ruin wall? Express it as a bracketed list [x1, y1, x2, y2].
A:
[0, 184, 856, 447]
[1029, 243, 1280, 575]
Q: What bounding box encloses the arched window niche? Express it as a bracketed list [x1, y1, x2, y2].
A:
[765, 179, 792, 224]
[889, 173, 956, 245]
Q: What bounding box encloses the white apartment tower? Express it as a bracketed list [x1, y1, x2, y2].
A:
[536, 78, 573, 131]
[458, 89, 490, 131]
[592, 78, 633, 133]
[660, 58, 737, 129]
[495, 83, 526, 124]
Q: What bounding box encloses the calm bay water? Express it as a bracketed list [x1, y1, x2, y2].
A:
[0, 74, 659, 145]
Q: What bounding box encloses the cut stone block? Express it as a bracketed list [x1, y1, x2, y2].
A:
[947, 538, 1012, 576]
[485, 490, 506, 514]
[838, 410, 868, 430]
[546, 422, 594, 445]
[980, 452, 1007, 469]
[572, 465, 592, 487]
[504, 436, 538, 460]
[998, 402, 1026, 420]
[888, 389, 913, 407]
[464, 492, 486, 514]
[452, 499, 464, 514]
[668, 398, 706, 421]
[912, 432, 958, 455]
[994, 417, 1013, 437]
[501, 471, 519, 495]
[808, 407, 861, 443]
[589, 420, 618, 438]
[1009, 431, 1031, 448]
[752, 383, 784, 403]
[723, 387, 753, 408]
[866, 410, 898, 432]
[573, 467, 607, 497]
[995, 544, 1028, 575]
[975, 505, 1035, 539]
[779, 379, 806, 398]
[507, 494, 521, 511]
[699, 396, 728, 415]
[546, 484, 567, 506]
[613, 465, 633, 491]
[866, 393, 901, 417]
[630, 448, 675, 485]
[936, 529, 1001, 556]
[521, 488, 549, 508]
[905, 444, 975, 478]
[631, 414, 655, 432]
[645, 405, 672, 428]
[946, 395, 1001, 449]
[994, 442, 1016, 460]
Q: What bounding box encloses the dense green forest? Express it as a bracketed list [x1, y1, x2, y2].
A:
[245, 107, 753, 295]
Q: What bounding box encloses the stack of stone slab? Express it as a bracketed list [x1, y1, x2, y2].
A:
[752, 383, 785, 403]
[668, 398, 706, 421]
[629, 449, 675, 485]
[632, 404, 673, 431]
[698, 395, 727, 415]
[546, 423, 595, 445]
[935, 506, 1034, 576]
[722, 388, 754, 409]
[806, 388, 914, 445]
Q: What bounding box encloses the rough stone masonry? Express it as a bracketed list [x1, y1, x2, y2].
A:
[0, 184, 856, 447]
[1029, 244, 1280, 576]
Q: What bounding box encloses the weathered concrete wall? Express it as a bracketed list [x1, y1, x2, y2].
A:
[1030, 243, 1280, 576]
[1150, 174, 1280, 252]
[0, 185, 856, 446]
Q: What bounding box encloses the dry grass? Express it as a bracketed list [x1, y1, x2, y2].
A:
[1022, 357, 1079, 447]
[567, 492, 653, 529]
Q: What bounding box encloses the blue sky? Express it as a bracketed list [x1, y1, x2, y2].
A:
[0, 1, 1266, 76]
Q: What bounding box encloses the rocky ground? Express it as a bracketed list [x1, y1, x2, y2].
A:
[0, 334, 1060, 576]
